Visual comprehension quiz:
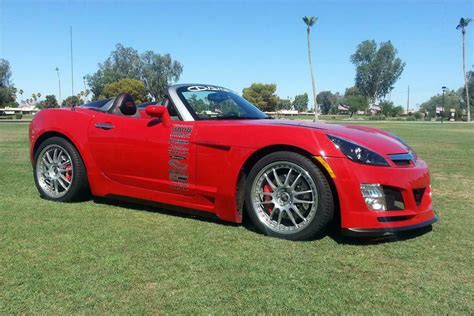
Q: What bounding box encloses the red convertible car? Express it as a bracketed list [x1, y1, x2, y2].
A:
[29, 84, 437, 240]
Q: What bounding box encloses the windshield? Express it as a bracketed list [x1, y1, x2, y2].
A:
[176, 85, 268, 120]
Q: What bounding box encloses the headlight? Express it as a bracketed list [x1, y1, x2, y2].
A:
[327, 135, 389, 166]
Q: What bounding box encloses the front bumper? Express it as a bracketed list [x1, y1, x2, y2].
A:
[323, 156, 438, 235]
[341, 214, 438, 237]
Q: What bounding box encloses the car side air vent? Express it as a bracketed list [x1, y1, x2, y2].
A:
[388, 152, 416, 166]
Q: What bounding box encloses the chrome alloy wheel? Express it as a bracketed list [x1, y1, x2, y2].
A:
[36, 144, 74, 198]
[251, 161, 319, 234]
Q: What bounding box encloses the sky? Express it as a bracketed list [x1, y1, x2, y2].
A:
[0, 0, 473, 109]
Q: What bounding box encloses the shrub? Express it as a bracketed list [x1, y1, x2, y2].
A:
[15, 113, 23, 120]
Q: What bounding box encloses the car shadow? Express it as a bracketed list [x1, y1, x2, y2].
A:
[92, 196, 240, 228]
[91, 197, 433, 244]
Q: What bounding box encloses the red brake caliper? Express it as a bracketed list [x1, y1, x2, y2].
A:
[65, 163, 72, 181]
[263, 184, 273, 213]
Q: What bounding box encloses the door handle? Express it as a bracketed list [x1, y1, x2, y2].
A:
[95, 123, 115, 130]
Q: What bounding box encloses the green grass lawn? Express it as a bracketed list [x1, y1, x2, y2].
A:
[1, 122, 473, 314]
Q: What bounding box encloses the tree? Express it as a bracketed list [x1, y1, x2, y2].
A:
[302, 16, 319, 121]
[242, 83, 279, 112]
[317, 91, 337, 115]
[86, 43, 183, 100]
[380, 100, 394, 116]
[293, 93, 309, 112]
[40, 95, 59, 109]
[350, 40, 405, 103]
[37, 93, 41, 100]
[102, 79, 147, 104]
[277, 98, 292, 111]
[141, 51, 183, 100]
[457, 17, 472, 122]
[62, 95, 84, 107]
[18, 89, 23, 100]
[32, 94, 37, 102]
[342, 95, 368, 117]
[0, 59, 17, 108]
[420, 90, 462, 119]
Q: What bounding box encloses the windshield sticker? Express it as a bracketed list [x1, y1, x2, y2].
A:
[187, 85, 230, 92]
[168, 124, 193, 191]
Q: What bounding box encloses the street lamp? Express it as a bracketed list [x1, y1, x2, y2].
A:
[441, 86, 447, 123]
[55, 67, 62, 106]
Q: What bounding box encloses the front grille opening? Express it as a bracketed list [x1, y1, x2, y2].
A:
[378, 215, 413, 222]
[413, 188, 425, 206]
[383, 187, 405, 210]
[392, 159, 411, 166]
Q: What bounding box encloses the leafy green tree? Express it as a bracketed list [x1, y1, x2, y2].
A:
[391, 105, 404, 117]
[419, 90, 462, 119]
[102, 79, 147, 104]
[344, 86, 361, 97]
[351, 40, 405, 103]
[292, 93, 308, 112]
[87, 43, 182, 100]
[317, 91, 337, 115]
[457, 17, 472, 121]
[62, 95, 84, 107]
[141, 51, 183, 100]
[242, 83, 279, 112]
[302, 16, 319, 120]
[0, 59, 17, 108]
[40, 95, 59, 108]
[342, 95, 368, 117]
[187, 94, 208, 114]
[277, 98, 292, 111]
[380, 100, 394, 116]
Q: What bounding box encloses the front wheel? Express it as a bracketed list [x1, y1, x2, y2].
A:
[33, 137, 89, 202]
[245, 151, 334, 240]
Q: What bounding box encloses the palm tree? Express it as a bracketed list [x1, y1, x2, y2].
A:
[303, 16, 319, 121]
[32, 94, 37, 102]
[18, 89, 23, 101]
[457, 17, 472, 122]
[37, 93, 41, 100]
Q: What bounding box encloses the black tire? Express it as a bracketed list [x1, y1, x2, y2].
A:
[245, 151, 334, 241]
[33, 136, 89, 202]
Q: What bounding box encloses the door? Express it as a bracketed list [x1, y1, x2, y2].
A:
[88, 111, 196, 196]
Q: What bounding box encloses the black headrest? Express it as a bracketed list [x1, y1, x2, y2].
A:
[114, 93, 136, 116]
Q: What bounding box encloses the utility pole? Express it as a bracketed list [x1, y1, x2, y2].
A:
[406, 85, 410, 115]
[55, 67, 62, 106]
[70, 25, 74, 96]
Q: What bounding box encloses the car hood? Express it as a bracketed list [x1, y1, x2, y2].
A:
[243, 119, 410, 155]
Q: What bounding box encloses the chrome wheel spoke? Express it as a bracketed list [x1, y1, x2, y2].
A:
[259, 200, 274, 205]
[290, 173, 302, 189]
[286, 209, 298, 228]
[57, 178, 68, 190]
[291, 205, 307, 222]
[46, 152, 53, 164]
[59, 174, 71, 184]
[264, 173, 277, 190]
[53, 179, 59, 193]
[284, 168, 292, 186]
[272, 168, 283, 187]
[294, 190, 313, 196]
[277, 209, 283, 225]
[294, 198, 314, 204]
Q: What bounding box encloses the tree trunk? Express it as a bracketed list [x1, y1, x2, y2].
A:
[307, 28, 318, 121]
[462, 31, 471, 122]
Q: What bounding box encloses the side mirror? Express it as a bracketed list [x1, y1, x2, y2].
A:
[145, 105, 171, 127]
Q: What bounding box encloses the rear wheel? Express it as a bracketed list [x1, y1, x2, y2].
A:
[245, 151, 334, 240]
[33, 137, 89, 202]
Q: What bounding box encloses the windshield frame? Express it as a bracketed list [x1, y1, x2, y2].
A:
[175, 85, 268, 121]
